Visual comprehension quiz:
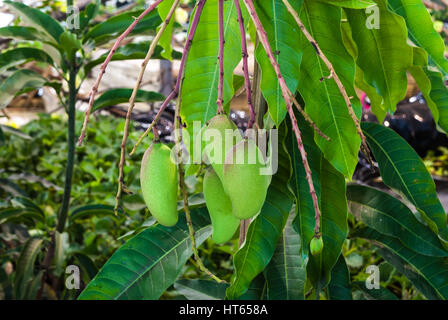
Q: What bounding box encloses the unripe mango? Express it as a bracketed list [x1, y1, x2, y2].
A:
[140, 142, 178, 226]
[203, 167, 240, 244]
[310, 234, 324, 256]
[203, 115, 242, 181]
[222, 139, 271, 220]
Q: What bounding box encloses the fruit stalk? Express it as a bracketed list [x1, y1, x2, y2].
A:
[129, 0, 207, 156]
[216, 0, 225, 114]
[281, 0, 373, 166]
[234, 0, 255, 129]
[242, 0, 322, 233]
[115, 0, 180, 214]
[172, 0, 225, 284]
[78, 0, 164, 145]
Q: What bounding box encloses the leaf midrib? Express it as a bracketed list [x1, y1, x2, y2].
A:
[101, 224, 211, 299]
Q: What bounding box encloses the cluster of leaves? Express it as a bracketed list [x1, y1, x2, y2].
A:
[0, 113, 146, 298]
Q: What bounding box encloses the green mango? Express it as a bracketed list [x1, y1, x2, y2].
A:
[310, 235, 324, 256]
[222, 139, 271, 220]
[203, 167, 240, 244]
[203, 115, 242, 181]
[140, 142, 178, 226]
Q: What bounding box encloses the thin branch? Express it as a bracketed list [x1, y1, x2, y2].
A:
[115, 0, 180, 214]
[216, 0, 225, 114]
[129, 91, 176, 156]
[78, 0, 164, 146]
[287, 88, 330, 141]
[281, 0, 373, 166]
[234, 0, 255, 129]
[176, 102, 226, 284]
[129, 0, 206, 156]
[172, 1, 226, 281]
[243, 0, 321, 234]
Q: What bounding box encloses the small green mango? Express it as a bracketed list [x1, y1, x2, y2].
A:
[222, 139, 271, 220]
[203, 115, 242, 181]
[310, 234, 324, 256]
[140, 142, 178, 226]
[203, 167, 240, 244]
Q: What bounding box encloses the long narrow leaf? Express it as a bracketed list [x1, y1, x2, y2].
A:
[78, 207, 212, 300]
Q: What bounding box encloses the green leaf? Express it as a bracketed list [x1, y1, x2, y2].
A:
[78, 207, 212, 300]
[408, 47, 440, 126]
[236, 273, 268, 300]
[0, 197, 45, 224]
[356, 227, 448, 300]
[0, 69, 48, 110]
[83, 9, 161, 45]
[79, 0, 101, 30]
[0, 125, 32, 140]
[264, 212, 306, 300]
[180, 0, 244, 134]
[347, 184, 448, 257]
[424, 68, 448, 134]
[298, 0, 361, 178]
[0, 48, 54, 72]
[0, 178, 27, 197]
[0, 208, 44, 225]
[4, 0, 63, 43]
[69, 204, 116, 221]
[318, 0, 375, 8]
[13, 237, 43, 299]
[287, 108, 348, 292]
[388, 0, 448, 75]
[226, 124, 293, 299]
[59, 31, 82, 61]
[361, 122, 447, 236]
[92, 89, 165, 112]
[254, 0, 303, 125]
[83, 42, 182, 75]
[340, 20, 386, 121]
[344, 0, 413, 113]
[73, 253, 98, 283]
[174, 279, 228, 300]
[157, 0, 176, 60]
[24, 269, 43, 300]
[328, 255, 353, 300]
[352, 281, 398, 300]
[0, 26, 42, 41]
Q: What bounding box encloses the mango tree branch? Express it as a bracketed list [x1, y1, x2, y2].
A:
[216, 0, 225, 114]
[281, 0, 373, 166]
[78, 0, 164, 146]
[287, 88, 330, 141]
[175, 99, 226, 284]
[129, 0, 206, 156]
[169, 0, 224, 283]
[242, 0, 321, 234]
[234, 0, 255, 129]
[114, 0, 180, 214]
